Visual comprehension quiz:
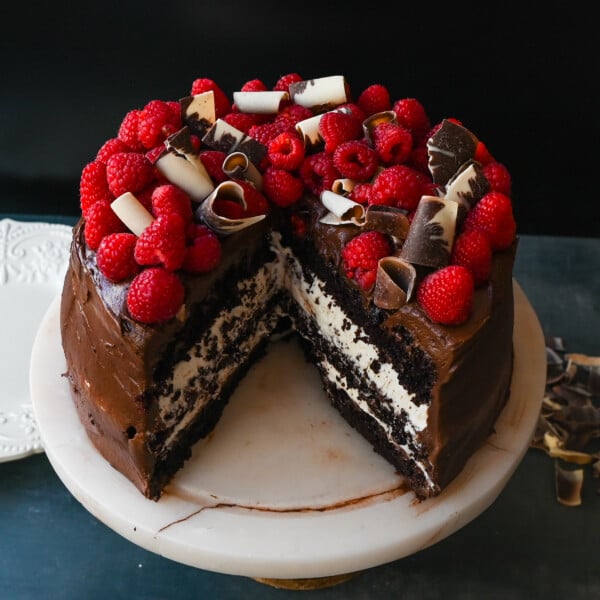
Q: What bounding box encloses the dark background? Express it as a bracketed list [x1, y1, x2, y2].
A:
[1, 2, 598, 237]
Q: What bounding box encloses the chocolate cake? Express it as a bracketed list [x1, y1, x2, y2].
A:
[60, 74, 518, 500]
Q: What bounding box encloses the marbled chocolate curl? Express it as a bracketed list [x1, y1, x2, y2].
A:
[400, 196, 458, 268]
[165, 126, 210, 178]
[289, 75, 347, 111]
[362, 110, 397, 145]
[233, 90, 289, 114]
[202, 118, 266, 166]
[374, 256, 417, 310]
[364, 205, 410, 242]
[155, 151, 215, 202]
[195, 180, 266, 236]
[180, 91, 216, 137]
[444, 160, 489, 208]
[319, 190, 366, 226]
[427, 119, 477, 186]
[222, 152, 263, 191]
[111, 192, 154, 236]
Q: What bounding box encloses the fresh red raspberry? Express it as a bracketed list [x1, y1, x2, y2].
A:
[263, 167, 304, 207]
[337, 102, 367, 123]
[275, 103, 313, 127]
[350, 182, 373, 204]
[319, 111, 362, 153]
[248, 120, 294, 146]
[96, 232, 140, 282]
[223, 111, 263, 133]
[84, 200, 126, 251]
[190, 78, 231, 118]
[341, 231, 393, 291]
[417, 265, 474, 325]
[106, 152, 155, 197]
[370, 165, 430, 211]
[182, 230, 222, 273]
[463, 191, 516, 251]
[136, 185, 157, 212]
[450, 230, 493, 287]
[372, 122, 413, 165]
[126, 267, 185, 324]
[241, 78, 268, 92]
[333, 141, 378, 181]
[96, 138, 131, 164]
[392, 98, 431, 143]
[267, 131, 305, 170]
[273, 73, 303, 93]
[299, 152, 341, 195]
[186, 222, 213, 241]
[407, 144, 430, 174]
[79, 161, 113, 217]
[151, 184, 193, 223]
[482, 161, 512, 196]
[357, 84, 392, 116]
[117, 109, 144, 151]
[474, 141, 495, 165]
[199, 150, 229, 183]
[134, 213, 187, 271]
[138, 100, 181, 150]
[236, 181, 270, 217]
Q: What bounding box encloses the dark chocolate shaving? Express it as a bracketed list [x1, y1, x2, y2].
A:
[364, 205, 410, 241]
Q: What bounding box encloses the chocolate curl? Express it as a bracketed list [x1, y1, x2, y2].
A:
[295, 107, 351, 150]
[555, 462, 584, 507]
[222, 152, 263, 191]
[444, 160, 490, 209]
[233, 90, 289, 114]
[289, 75, 347, 111]
[400, 196, 458, 268]
[319, 190, 365, 226]
[111, 192, 154, 236]
[364, 205, 410, 242]
[180, 91, 216, 137]
[165, 126, 210, 177]
[155, 150, 215, 202]
[362, 110, 397, 145]
[202, 118, 267, 165]
[331, 178, 356, 196]
[427, 119, 478, 186]
[195, 180, 265, 236]
[373, 257, 417, 310]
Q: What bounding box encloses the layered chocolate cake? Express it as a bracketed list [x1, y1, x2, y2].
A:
[61, 74, 518, 500]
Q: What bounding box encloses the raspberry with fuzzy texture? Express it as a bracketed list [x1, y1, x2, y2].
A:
[263, 167, 304, 207]
[134, 213, 187, 271]
[463, 191, 516, 251]
[106, 152, 155, 197]
[190, 78, 231, 118]
[341, 231, 393, 291]
[350, 182, 373, 205]
[482, 161, 512, 196]
[273, 73, 303, 93]
[223, 111, 263, 133]
[236, 181, 270, 217]
[80, 161, 113, 216]
[299, 152, 341, 196]
[417, 265, 474, 325]
[117, 109, 143, 151]
[319, 111, 362, 153]
[199, 150, 229, 183]
[275, 103, 313, 127]
[337, 102, 367, 123]
[182, 230, 222, 273]
[333, 141, 378, 181]
[96, 232, 140, 282]
[84, 200, 126, 251]
[126, 267, 185, 324]
[357, 84, 391, 116]
[392, 98, 431, 143]
[451, 230, 493, 287]
[151, 184, 193, 223]
[267, 131, 305, 170]
[241, 79, 268, 92]
[474, 141, 495, 165]
[138, 100, 181, 149]
[372, 122, 413, 165]
[96, 138, 131, 164]
[248, 120, 294, 146]
[370, 165, 430, 211]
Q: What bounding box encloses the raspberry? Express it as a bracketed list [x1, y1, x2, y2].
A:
[450, 230, 492, 287]
[263, 168, 304, 207]
[372, 122, 413, 165]
[106, 152, 155, 197]
[319, 111, 362, 153]
[236, 181, 270, 217]
[134, 213, 187, 271]
[186, 223, 213, 241]
[151, 184, 193, 223]
[417, 265, 474, 325]
[370, 165, 430, 211]
[267, 131, 305, 170]
[126, 267, 185, 324]
[336, 102, 367, 123]
[213, 199, 245, 219]
[199, 150, 229, 183]
[190, 78, 231, 118]
[96, 138, 131, 164]
[392, 98, 431, 143]
[407, 144, 430, 173]
[117, 109, 143, 151]
[474, 141, 495, 165]
[482, 161, 512, 196]
[182, 230, 222, 273]
[96, 233, 140, 282]
[333, 141, 378, 181]
[463, 191, 516, 251]
[273, 73, 303, 93]
[145, 145, 166, 165]
[79, 161, 113, 217]
[299, 152, 341, 196]
[84, 200, 126, 251]
[241, 78, 268, 92]
[275, 103, 313, 127]
[248, 120, 293, 146]
[138, 100, 181, 150]
[357, 84, 391, 116]
[223, 111, 262, 133]
[350, 182, 373, 205]
[341, 231, 393, 291]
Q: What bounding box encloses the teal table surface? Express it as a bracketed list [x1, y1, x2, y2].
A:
[1, 216, 599, 599]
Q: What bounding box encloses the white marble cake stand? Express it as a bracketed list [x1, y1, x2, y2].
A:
[30, 282, 545, 582]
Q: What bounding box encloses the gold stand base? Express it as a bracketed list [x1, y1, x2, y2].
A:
[253, 571, 360, 590]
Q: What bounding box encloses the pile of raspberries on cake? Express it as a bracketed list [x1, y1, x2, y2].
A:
[78, 73, 516, 325]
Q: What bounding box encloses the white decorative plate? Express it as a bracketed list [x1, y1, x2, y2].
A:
[0, 218, 72, 461]
[31, 283, 545, 580]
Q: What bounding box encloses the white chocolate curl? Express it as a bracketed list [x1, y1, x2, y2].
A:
[155, 151, 215, 202]
[319, 190, 366, 226]
[195, 180, 266, 236]
[222, 152, 263, 190]
[289, 75, 347, 110]
[233, 90, 289, 114]
[111, 192, 154, 236]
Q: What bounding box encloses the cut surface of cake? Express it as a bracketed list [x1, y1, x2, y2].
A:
[60, 74, 518, 500]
